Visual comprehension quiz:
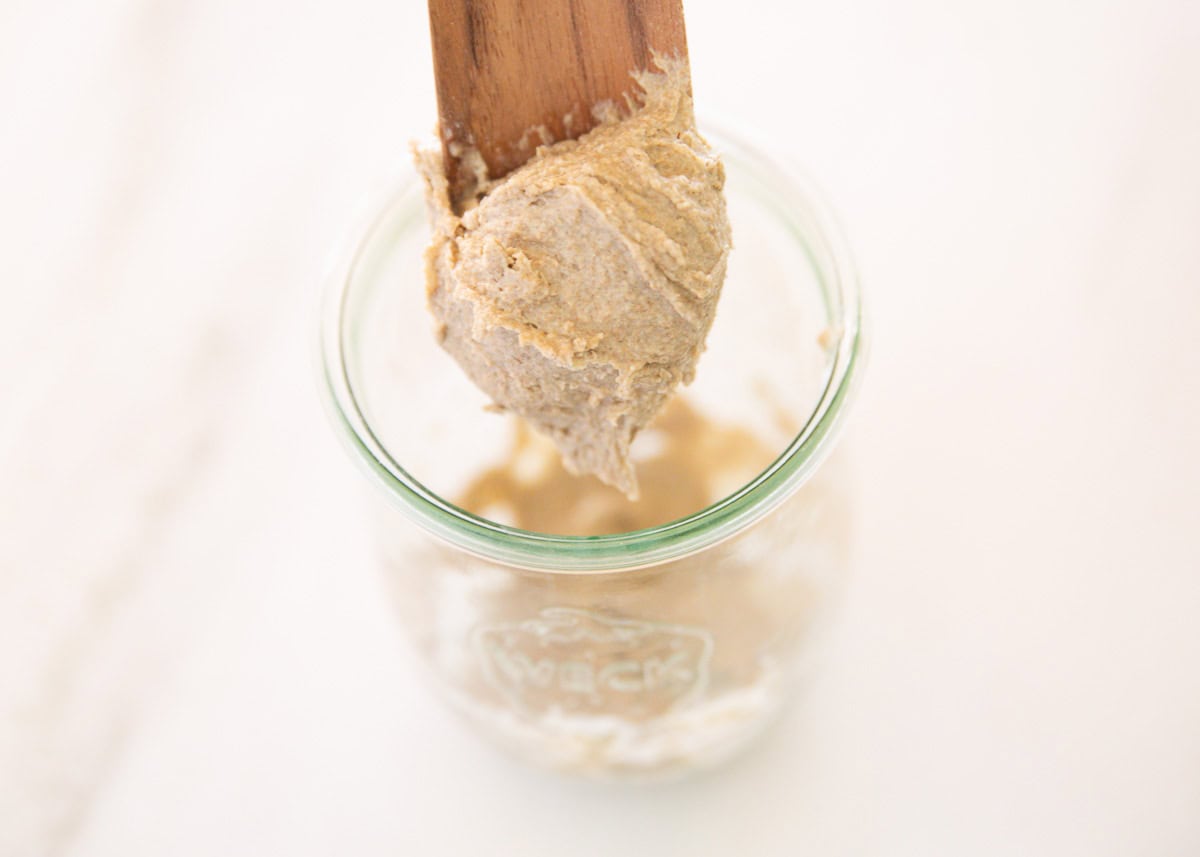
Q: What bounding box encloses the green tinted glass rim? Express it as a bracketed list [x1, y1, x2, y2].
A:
[319, 124, 866, 572]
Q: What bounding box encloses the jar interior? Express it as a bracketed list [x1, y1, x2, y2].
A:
[340, 131, 838, 537]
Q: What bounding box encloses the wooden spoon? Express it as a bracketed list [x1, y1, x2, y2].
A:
[427, 0, 688, 202]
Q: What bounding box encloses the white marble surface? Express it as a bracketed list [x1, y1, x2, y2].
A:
[3, 1, 1199, 855]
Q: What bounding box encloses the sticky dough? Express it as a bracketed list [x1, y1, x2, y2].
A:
[416, 58, 730, 498]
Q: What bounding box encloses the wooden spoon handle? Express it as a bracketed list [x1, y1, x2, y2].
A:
[428, 0, 688, 200]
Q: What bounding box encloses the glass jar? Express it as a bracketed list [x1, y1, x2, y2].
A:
[319, 126, 865, 779]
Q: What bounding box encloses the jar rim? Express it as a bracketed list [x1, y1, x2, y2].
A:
[318, 124, 866, 572]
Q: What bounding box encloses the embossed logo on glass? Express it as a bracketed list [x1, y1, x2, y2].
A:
[473, 607, 714, 719]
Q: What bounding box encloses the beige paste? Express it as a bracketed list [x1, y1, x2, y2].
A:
[415, 59, 731, 498]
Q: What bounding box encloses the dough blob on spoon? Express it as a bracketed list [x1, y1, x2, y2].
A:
[416, 59, 730, 499]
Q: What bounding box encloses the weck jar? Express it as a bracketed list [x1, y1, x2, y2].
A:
[319, 125, 866, 778]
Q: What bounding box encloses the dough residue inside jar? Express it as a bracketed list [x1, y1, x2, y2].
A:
[457, 397, 773, 536]
[415, 57, 731, 499]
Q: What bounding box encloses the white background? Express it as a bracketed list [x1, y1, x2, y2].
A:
[2, 1, 1198, 854]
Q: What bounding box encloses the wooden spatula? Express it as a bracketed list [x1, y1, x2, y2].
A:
[427, 0, 688, 202]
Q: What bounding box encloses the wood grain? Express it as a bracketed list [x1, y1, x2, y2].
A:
[428, 0, 688, 201]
